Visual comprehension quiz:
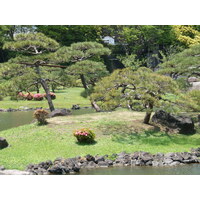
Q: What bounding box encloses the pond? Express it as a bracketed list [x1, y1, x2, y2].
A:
[79, 164, 200, 175]
[0, 108, 95, 132]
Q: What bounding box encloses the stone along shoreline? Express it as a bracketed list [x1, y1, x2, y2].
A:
[1, 148, 199, 175]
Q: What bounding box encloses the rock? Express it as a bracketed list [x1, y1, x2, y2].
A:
[98, 161, 109, 167]
[0, 166, 5, 170]
[169, 161, 181, 166]
[71, 104, 80, 110]
[106, 160, 114, 166]
[165, 153, 175, 158]
[0, 137, 9, 149]
[190, 82, 200, 90]
[163, 158, 173, 165]
[152, 160, 164, 167]
[191, 147, 200, 157]
[151, 110, 195, 134]
[180, 152, 192, 160]
[146, 160, 153, 166]
[188, 77, 199, 83]
[86, 161, 97, 168]
[85, 154, 95, 162]
[172, 153, 183, 162]
[48, 164, 69, 175]
[49, 109, 71, 118]
[139, 152, 153, 162]
[95, 156, 105, 163]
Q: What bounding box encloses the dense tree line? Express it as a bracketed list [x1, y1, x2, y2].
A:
[0, 25, 200, 119]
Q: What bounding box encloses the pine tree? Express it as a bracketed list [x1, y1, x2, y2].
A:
[0, 32, 60, 111]
[91, 67, 180, 124]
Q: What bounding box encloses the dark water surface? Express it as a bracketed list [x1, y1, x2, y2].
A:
[0, 108, 95, 132]
[79, 164, 200, 175]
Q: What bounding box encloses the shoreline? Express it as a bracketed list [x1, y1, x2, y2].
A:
[1, 148, 199, 175]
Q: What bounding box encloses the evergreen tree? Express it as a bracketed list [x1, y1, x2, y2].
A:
[0, 32, 60, 111]
[91, 67, 181, 124]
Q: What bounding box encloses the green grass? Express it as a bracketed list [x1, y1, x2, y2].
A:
[1, 110, 200, 170]
[0, 87, 90, 109]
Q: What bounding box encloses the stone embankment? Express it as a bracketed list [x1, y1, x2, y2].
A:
[19, 148, 200, 175]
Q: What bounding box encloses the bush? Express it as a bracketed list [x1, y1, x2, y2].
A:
[33, 109, 49, 125]
[44, 92, 56, 100]
[33, 93, 44, 101]
[73, 128, 95, 143]
[24, 93, 34, 100]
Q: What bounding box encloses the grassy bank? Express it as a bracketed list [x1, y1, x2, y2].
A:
[0, 110, 200, 170]
[0, 87, 90, 109]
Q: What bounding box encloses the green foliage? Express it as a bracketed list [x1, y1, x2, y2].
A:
[159, 43, 200, 78]
[173, 25, 200, 47]
[91, 67, 179, 113]
[118, 54, 144, 70]
[33, 109, 49, 125]
[3, 32, 60, 54]
[54, 41, 111, 63]
[73, 128, 96, 143]
[187, 90, 200, 110]
[36, 25, 101, 46]
[0, 32, 63, 103]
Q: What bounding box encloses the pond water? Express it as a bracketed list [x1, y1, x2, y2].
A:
[79, 164, 200, 175]
[0, 108, 95, 132]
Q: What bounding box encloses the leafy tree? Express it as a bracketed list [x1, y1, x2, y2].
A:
[0, 32, 60, 111]
[173, 25, 200, 47]
[91, 67, 181, 124]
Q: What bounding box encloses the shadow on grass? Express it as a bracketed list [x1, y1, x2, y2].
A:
[112, 128, 200, 146]
[75, 141, 97, 146]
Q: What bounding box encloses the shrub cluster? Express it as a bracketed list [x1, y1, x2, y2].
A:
[17, 92, 56, 101]
[33, 93, 44, 101]
[73, 128, 95, 143]
[33, 109, 49, 125]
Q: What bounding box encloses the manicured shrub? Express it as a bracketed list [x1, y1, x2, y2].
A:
[33, 93, 44, 101]
[44, 92, 56, 100]
[73, 128, 95, 143]
[33, 109, 49, 125]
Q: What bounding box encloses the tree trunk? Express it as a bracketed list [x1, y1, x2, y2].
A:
[35, 66, 55, 112]
[143, 103, 153, 124]
[143, 111, 152, 124]
[91, 101, 101, 112]
[80, 74, 89, 90]
[52, 84, 55, 93]
[40, 79, 55, 112]
[36, 83, 40, 93]
[80, 74, 101, 112]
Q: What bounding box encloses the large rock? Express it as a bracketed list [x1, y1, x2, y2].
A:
[188, 77, 199, 83]
[0, 137, 9, 149]
[151, 110, 195, 134]
[49, 109, 71, 118]
[190, 82, 200, 90]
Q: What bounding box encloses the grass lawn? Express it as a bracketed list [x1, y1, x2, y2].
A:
[0, 87, 90, 109]
[1, 109, 200, 170]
